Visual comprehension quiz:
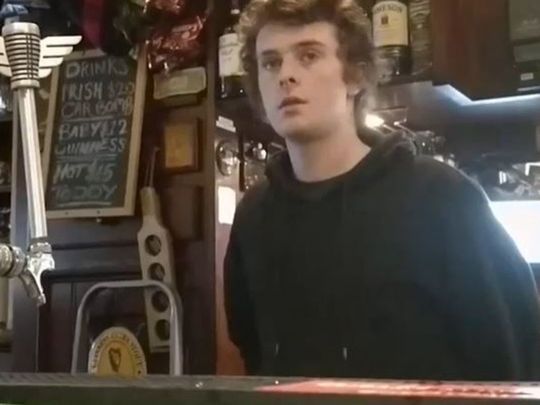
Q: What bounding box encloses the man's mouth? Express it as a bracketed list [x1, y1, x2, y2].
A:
[279, 97, 307, 109]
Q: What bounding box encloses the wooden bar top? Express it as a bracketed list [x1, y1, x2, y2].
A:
[1, 373, 540, 404]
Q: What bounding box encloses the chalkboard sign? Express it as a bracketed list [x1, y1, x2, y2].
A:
[43, 49, 146, 218]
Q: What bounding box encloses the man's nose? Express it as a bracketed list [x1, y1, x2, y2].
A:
[278, 55, 299, 88]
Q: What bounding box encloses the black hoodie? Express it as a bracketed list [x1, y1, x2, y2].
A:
[224, 134, 540, 380]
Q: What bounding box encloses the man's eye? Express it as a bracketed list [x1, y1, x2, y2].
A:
[300, 51, 319, 64]
[261, 58, 281, 71]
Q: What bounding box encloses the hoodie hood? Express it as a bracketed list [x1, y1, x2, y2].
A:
[265, 134, 416, 201]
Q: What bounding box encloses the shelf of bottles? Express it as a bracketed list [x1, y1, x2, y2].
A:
[217, 0, 433, 103]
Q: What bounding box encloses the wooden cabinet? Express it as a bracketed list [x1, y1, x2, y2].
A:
[431, 0, 518, 100]
[359, 0, 528, 101]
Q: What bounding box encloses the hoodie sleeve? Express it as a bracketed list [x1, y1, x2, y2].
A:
[224, 210, 261, 374]
[441, 176, 540, 380]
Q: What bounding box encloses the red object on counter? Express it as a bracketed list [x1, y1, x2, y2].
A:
[259, 379, 540, 400]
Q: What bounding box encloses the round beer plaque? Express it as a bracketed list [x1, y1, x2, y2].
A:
[88, 326, 147, 377]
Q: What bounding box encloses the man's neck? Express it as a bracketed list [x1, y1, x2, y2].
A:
[286, 125, 371, 183]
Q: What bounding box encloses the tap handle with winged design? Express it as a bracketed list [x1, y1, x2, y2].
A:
[0, 22, 80, 305]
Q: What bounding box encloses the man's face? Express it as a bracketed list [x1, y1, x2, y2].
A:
[256, 21, 355, 142]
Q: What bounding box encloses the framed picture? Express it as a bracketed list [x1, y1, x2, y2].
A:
[162, 119, 200, 173]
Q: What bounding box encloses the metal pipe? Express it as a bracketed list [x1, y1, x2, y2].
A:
[17, 88, 47, 240]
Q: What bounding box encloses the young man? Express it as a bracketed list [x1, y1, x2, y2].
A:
[224, 0, 540, 380]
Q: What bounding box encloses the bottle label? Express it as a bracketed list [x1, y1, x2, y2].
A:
[373, 1, 409, 47]
[219, 33, 243, 77]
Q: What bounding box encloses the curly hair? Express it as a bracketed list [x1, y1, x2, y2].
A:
[238, 0, 376, 122]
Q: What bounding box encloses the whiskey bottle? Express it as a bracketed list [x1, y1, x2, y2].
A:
[372, 0, 411, 82]
[219, 0, 245, 99]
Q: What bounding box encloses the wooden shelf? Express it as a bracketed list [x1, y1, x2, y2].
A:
[214, 70, 434, 118]
[379, 69, 433, 87]
[216, 69, 540, 154]
[374, 79, 540, 129]
[216, 95, 250, 115]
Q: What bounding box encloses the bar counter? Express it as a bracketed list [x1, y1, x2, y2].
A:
[1, 373, 540, 404]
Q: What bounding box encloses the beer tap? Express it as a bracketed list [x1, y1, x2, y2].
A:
[0, 22, 80, 305]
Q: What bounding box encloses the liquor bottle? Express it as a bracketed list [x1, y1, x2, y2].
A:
[219, 0, 245, 99]
[409, 0, 432, 75]
[372, 0, 411, 82]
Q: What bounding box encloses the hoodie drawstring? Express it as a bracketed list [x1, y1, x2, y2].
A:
[266, 184, 353, 372]
[338, 182, 350, 366]
[263, 190, 285, 372]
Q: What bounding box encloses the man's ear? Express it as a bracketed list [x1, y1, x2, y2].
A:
[347, 84, 362, 97]
[346, 62, 366, 97]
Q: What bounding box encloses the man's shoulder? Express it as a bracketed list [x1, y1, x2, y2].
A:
[411, 155, 466, 184]
[234, 180, 271, 227]
[408, 155, 488, 205]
